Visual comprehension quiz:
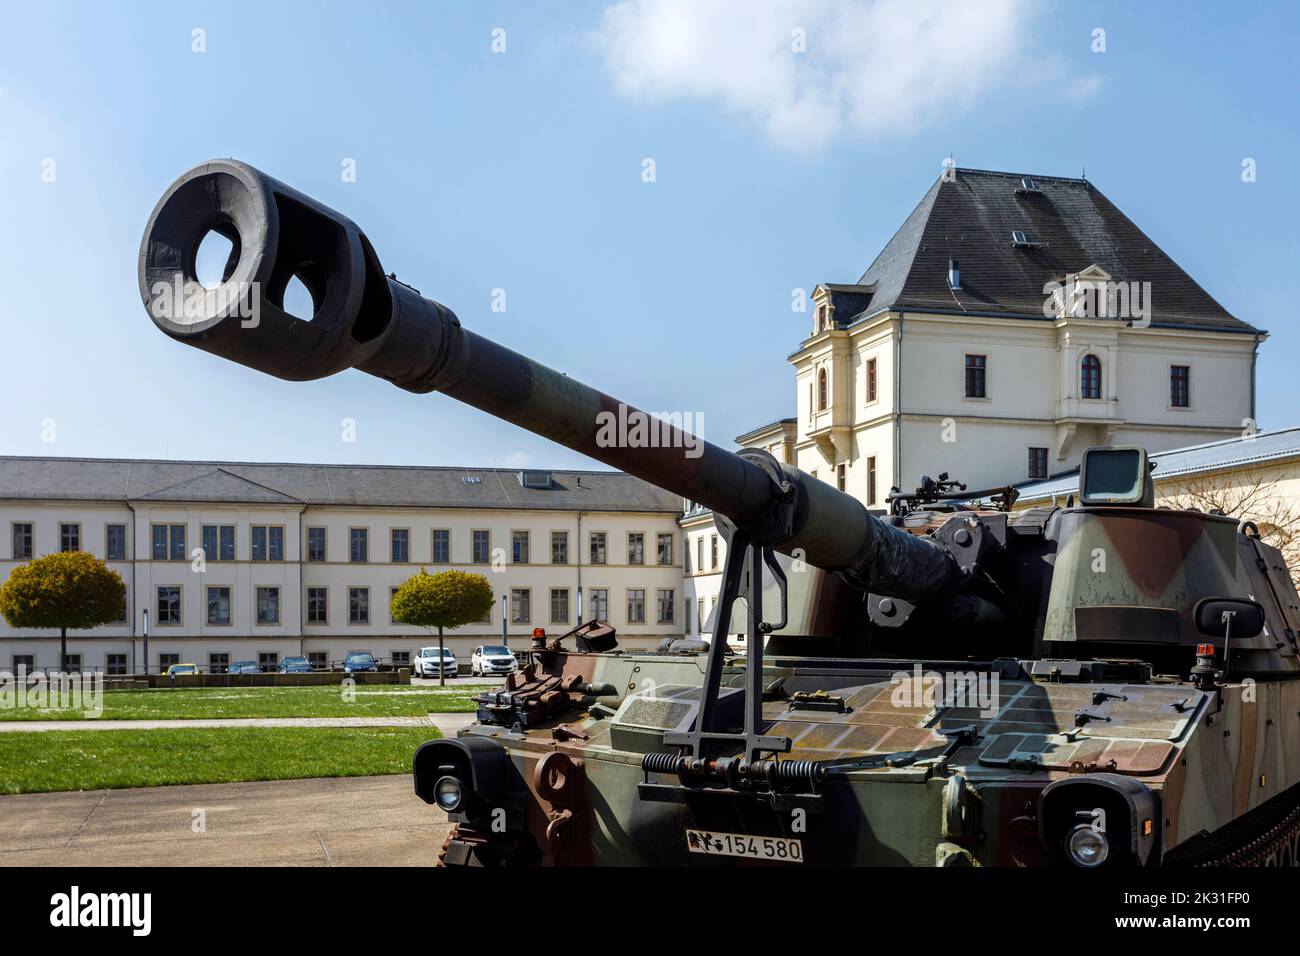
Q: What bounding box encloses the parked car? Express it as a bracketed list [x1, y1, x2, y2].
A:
[228, 661, 262, 674]
[470, 645, 518, 677]
[413, 646, 458, 678]
[165, 662, 199, 677]
[342, 652, 378, 674]
[278, 656, 312, 674]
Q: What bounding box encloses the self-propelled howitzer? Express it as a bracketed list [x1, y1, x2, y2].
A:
[142, 161, 1300, 867]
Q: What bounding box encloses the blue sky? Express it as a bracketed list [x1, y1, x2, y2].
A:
[1, 0, 1296, 471]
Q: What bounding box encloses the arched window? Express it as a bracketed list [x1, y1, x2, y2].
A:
[1081, 354, 1102, 400]
[817, 368, 828, 411]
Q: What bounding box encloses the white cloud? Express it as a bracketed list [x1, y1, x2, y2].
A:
[589, 0, 1100, 151]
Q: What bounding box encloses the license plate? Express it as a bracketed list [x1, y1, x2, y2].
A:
[685, 828, 803, 863]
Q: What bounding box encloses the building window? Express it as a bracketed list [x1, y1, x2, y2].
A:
[696, 538, 704, 575]
[511, 588, 531, 624]
[157, 586, 181, 625]
[349, 528, 369, 563]
[106, 653, 127, 676]
[58, 522, 82, 553]
[589, 588, 608, 621]
[817, 368, 828, 411]
[432, 529, 450, 564]
[656, 588, 675, 625]
[1028, 447, 1049, 481]
[389, 586, 401, 624]
[349, 587, 370, 624]
[815, 302, 828, 331]
[308, 652, 327, 670]
[1081, 354, 1102, 400]
[151, 523, 184, 560]
[837, 463, 847, 492]
[11, 522, 33, 560]
[867, 456, 877, 506]
[1171, 365, 1190, 408]
[157, 653, 179, 673]
[258, 653, 279, 671]
[256, 587, 280, 625]
[207, 586, 232, 626]
[392, 651, 411, 668]
[306, 527, 327, 562]
[964, 354, 986, 399]
[252, 525, 284, 561]
[626, 589, 646, 624]
[710, 534, 719, 570]
[627, 532, 645, 565]
[512, 530, 530, 564]
[390, 528, 410, 563]
[551, 530, 568, 564]
[13, 654, 34, 674]
[683, 534, 691, 573]
[307, 587, 328, 624]
[589, 531, 607, 565]
[697, 598, 706, 635]
[201, 524, 235, 562]
[866, 357, 878, 404]
[471, 529, 490, 564]
[550, 588, 569, 624]
[105, 524, 127, 561]
[656, 533, 673, 566]
[208, 653, 229, 674]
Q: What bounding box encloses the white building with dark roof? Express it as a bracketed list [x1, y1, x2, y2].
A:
[794, 167, 1264, 500]
[0, 456, 685, 673]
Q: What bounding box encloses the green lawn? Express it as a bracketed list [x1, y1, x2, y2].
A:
[0, 683, 492, 721]
[0, 726, 440, 794]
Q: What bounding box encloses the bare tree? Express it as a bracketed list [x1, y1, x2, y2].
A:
[1158, 464, 1300, 586]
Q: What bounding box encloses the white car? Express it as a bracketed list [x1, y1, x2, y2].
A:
[470, 644, 518, 677]
[413, 646, 458, 678]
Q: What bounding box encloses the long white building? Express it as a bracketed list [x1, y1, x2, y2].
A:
[0, 457, 684, 673]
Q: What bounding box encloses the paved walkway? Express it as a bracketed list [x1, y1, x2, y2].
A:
[0, 713, 478, 734]
[0, 774, 452, 866]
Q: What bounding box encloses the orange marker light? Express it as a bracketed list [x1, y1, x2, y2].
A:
[1196, 643, 1215, 657]
[532, 627, 546, 638]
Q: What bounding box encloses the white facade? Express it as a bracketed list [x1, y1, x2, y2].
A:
[793, 303, 1258, 500]
[1, 491, 684, 673]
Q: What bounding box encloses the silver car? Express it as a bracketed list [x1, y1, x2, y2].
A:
[470, 644, 518, 676]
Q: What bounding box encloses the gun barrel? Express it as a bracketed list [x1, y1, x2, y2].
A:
[140, 160, 955, 600]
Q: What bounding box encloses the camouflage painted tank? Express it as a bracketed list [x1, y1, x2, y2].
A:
[141, 160, 1300, 868]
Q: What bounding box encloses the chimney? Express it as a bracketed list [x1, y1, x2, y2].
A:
[948, 258, 961, 291]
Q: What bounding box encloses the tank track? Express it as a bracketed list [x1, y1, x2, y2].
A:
[1165, 781, 1300, 867]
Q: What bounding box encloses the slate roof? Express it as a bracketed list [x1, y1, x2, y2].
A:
[845, 168, 1257, 334]
[0, 456, 683, 513]
[1013, 427, 1300, 504]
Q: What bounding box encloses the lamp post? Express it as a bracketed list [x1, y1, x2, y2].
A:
[501, 593, 508, 647]
[142, 607, 149, 677]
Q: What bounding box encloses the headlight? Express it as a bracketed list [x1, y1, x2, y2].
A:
[1065, 823, 1110, 867]
[434, 775, 464, 812]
